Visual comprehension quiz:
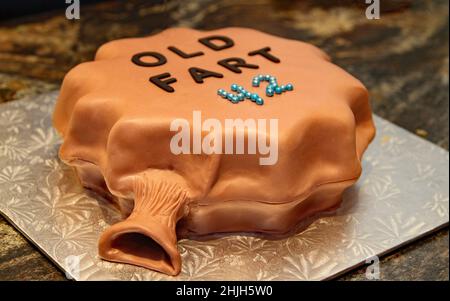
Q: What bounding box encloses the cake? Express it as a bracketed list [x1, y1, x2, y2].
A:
[53, 27, 376, 276]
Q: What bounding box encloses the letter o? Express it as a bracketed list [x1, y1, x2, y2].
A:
[131, 51, 167, 67]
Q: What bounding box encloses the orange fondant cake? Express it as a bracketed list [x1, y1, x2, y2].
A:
[53, 27, 376, 275]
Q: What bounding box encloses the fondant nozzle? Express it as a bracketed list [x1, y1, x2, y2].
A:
[98, 178, 187, 276]
[98, 215, 181, 276]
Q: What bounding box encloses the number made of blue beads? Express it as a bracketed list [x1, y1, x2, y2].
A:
[218, 75, 292, 105]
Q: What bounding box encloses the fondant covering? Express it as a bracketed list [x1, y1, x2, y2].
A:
[53, 27, 375, 275]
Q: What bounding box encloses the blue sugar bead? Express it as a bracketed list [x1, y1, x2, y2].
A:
[275, 86, 283, 94]
[258, 74, 264, 80]
[265, 75, 271, 80]
[252, 81, 260, 87]
[255, 97, 264, 105]
[245, 91, 252, 98]
[237, 93, 245, 101]
[231, 96, 240, 103]
[280, 85, 287, 91]
[286, 83, 294, 91]
[250, 93, 259, 102]
[269, 83, 277, 89]
[231, 84, 238, 91]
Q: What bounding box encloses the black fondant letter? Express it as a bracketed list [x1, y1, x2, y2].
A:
[150, 73, 177, 93]
[218, 57, 259, 74]
[189, 67, 223, 84]
[198, 35, 234, 51]
[132, 52, 167, 67]
[248, 47, 281, 63]
[168, 46, 204, 59]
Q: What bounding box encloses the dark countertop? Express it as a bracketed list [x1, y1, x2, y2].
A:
[0, 0, 448, 280]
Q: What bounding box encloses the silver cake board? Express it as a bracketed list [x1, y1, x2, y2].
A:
[0, 91, 448, 280]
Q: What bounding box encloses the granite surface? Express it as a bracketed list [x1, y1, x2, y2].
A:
[0, 0, 448, 280]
